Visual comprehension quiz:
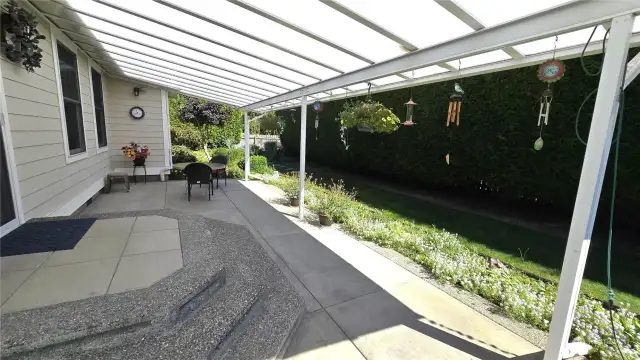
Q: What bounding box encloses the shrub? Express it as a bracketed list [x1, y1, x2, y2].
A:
[171, 145, 196, 163]
[274, 175, 300, 201]
[207, 148, 245, 179]
[239, 155, 272, 175]
[308, 180, 356, 222]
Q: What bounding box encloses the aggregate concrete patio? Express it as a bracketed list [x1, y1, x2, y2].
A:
[2, 179, 544, 359]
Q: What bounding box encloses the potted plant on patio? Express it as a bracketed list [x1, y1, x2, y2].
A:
[279, 177, 301, 206]
[121, 142, 150, 166]
[338, 99, 400, 134]
[312, 194, 334, 226]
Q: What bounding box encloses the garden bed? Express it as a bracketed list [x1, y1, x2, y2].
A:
[267, 174, 639, 360]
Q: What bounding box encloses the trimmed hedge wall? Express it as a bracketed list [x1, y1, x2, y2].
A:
[279, 53, 640, 228]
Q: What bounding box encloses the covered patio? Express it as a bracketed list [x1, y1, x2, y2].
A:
[2, 179, 542, 359]
[2, 0, 640, 358]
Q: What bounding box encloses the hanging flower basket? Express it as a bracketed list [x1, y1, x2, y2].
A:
[1, 1, 46, 73]
[338, 100, 400, 134]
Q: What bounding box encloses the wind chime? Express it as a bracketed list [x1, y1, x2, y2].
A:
[535, 36, 565, 151]
[402, 71, 417, 126]
[289, 108, 296, 123]
[312, 100, 323, 140]
[340, 91, 350, 150]
[445, 61, 464, 165]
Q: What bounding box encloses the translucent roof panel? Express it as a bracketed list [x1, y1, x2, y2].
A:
[60, 0, 323, 87]
[634, 16, 640, 33]
[334, 0, 475, 49]
[239, 0, 407, 63]
[446, 50, 511, 69]
[107, 55, 268, 100]
[371, 75, 408, 86]
[156, 0, 369, 73]
[514, 27, 608, 56]
[77, 42, 278, 97]
[94, 0, 345, 80]
[455, 0, 574, 27]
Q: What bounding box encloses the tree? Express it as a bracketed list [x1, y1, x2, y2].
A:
[179, 97, 231, 159]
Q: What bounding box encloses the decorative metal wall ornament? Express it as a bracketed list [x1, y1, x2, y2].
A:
[534, 36, 564, 151]
[312, 100, 323, 140]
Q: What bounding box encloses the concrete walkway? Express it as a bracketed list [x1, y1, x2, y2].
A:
[81, 179, 542, 359]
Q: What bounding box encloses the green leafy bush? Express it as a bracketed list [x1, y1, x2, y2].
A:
[308, 180, 356, 222]
[239, 155, 272, 175]
[339, 100, 400, 133]
[171, 124, 204, 150]
[171, 145, 196, 163]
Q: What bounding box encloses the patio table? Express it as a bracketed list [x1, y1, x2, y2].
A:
[173, 162, 226, 189]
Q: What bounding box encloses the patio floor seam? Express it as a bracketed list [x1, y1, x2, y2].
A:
[105, 219, 135, 294]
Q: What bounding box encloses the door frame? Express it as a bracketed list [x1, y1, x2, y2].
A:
[0, 65, 25, 237]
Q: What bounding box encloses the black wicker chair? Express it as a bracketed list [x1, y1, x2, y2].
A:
[184, 163, 213, 201]
[210, 154, 229, 188]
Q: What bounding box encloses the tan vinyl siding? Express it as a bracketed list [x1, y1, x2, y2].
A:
[105, 77, 168, 170]
[1, 18, 110, 220]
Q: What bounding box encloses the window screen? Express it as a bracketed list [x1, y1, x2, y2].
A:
[91, 68, 107, 148]
[57, 42, 86, 155]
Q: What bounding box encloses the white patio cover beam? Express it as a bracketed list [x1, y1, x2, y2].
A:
[228, 0, 375, 65]
[105, 72, 238, 107]
[64, 30, 281, 95]
[79, 46, 274, 98]
[90, 0, 320, 82]
[435, 0, 524, 59]
[104, 63, 262, 102]
[544, 14, 634, 360]
[91, 57, 265, 101]
[298, 94, 307, 220]
[265, 33, 640, 111]
[44, 13, 297, 90]
[318, 0, 452, 76]
[244, 112, 250, 181]
[247, 0, 640, 109]
[110, 67, 253, 105]
[152, 0, 345, 75]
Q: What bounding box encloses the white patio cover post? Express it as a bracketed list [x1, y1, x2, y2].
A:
[244, 111, 250, 181]
[298, 94, 307, 219]
[543, 15, 634, 360]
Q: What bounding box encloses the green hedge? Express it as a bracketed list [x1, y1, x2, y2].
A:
[171, 145, 196, 163]
[279, 52, 640, 228]
[239, 155, 272, 174]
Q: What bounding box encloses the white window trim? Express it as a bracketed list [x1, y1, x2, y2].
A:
[51, 32, 89, 164]
[88, 59, 108, 154]
[0, 65, 25, 233]
[161, 89, 172, 167]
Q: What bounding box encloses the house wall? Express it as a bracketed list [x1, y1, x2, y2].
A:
[0, 2, 171, 224]
[1, 19, 110, 220]
[105, 78, 170, 174]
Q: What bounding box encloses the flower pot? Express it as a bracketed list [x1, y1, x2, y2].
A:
[290, 198, 300, 206]
[356, 124, 374, 133]
[318, 213, 332, 226]
[133, 158, 146, 166]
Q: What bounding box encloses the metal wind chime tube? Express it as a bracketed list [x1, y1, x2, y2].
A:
[445, 61, 464, 165]
[535, 36, 565, 151]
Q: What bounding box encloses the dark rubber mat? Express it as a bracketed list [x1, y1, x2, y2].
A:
[1, 218, 97, 257]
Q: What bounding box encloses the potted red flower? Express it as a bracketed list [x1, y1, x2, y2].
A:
[121, 142, 150, 166]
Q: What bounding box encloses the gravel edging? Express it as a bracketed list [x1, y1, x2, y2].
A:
[356, 237, 549, 349]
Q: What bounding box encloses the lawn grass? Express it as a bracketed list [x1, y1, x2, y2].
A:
[277, 165, 640, 313]
[354, 184, 640, 313]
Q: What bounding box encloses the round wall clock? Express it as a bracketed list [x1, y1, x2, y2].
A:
[130, 106, 145, 120]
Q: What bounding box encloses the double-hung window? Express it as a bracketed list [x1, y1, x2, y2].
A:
[91, 68, 107, 148]
[56, 41, 85, 155]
